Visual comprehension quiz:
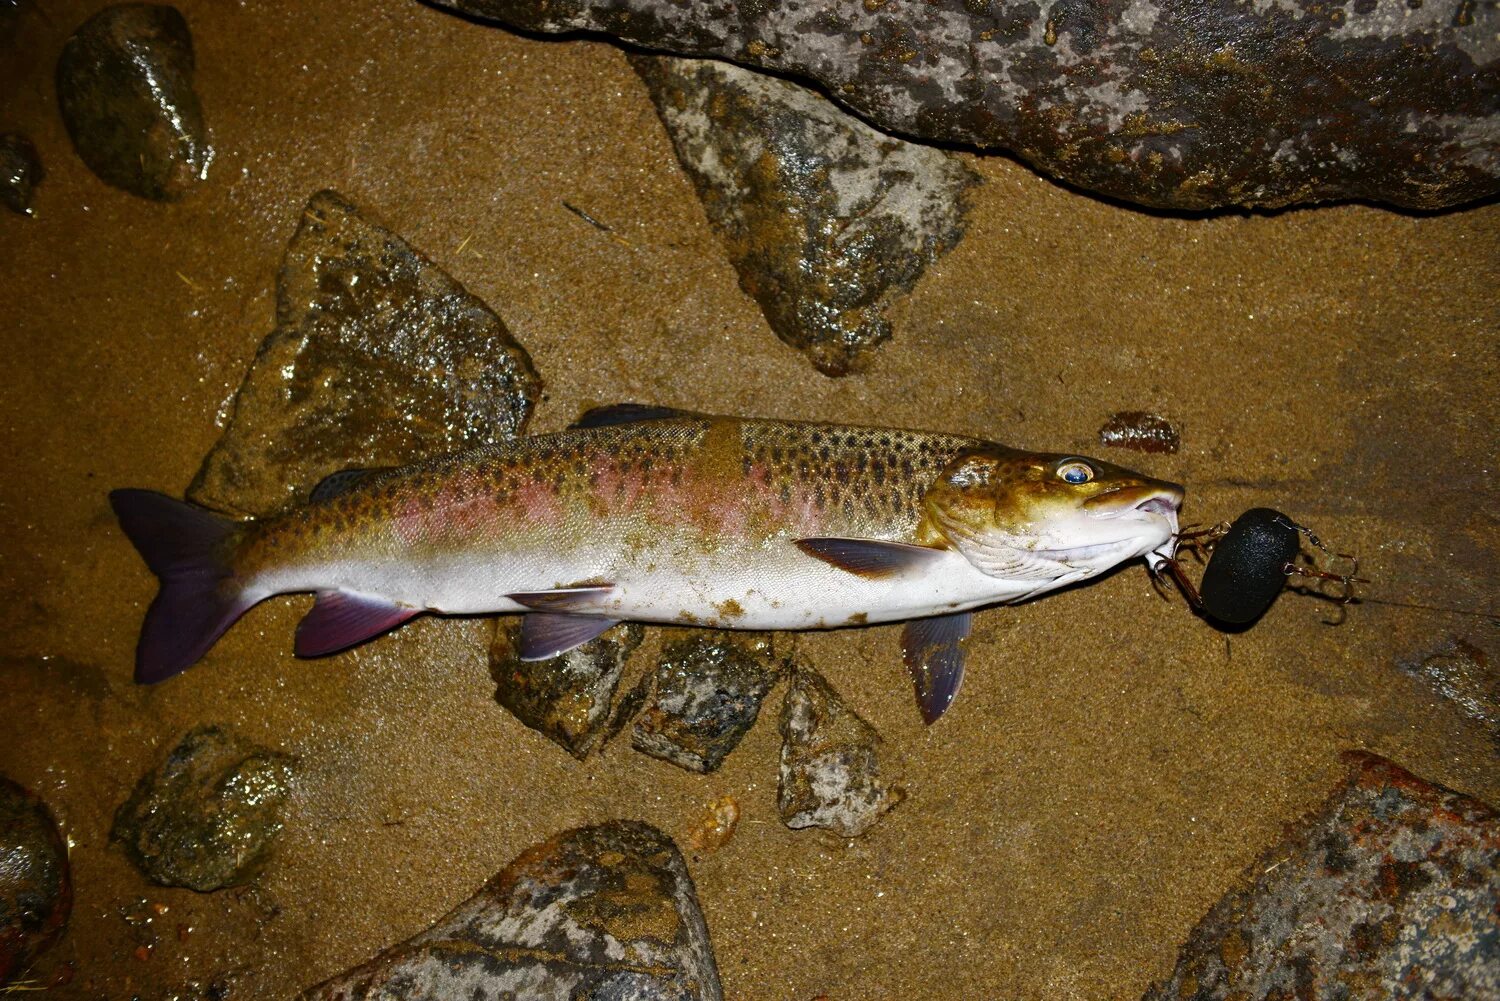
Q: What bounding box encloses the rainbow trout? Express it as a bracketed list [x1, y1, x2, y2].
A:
[111, 405, 1183, 722]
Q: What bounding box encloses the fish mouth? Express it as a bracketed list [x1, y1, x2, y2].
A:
[1082, 483, 1185, 520]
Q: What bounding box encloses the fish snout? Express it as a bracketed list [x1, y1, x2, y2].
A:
[1083, 482, 1184, 520]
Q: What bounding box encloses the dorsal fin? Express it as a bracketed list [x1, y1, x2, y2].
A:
[569, 403, 697, 430]
[308, 467, 388, 504]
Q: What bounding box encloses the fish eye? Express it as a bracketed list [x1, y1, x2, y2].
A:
[1057, 461, 1094, 484]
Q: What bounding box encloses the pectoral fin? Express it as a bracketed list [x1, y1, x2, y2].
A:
[518, 613, 620, 661]
[794, 538, 948, 580]
[506, 584, 616, 613]
[901, 611, 973, 724]
[295, 591, 421, 657]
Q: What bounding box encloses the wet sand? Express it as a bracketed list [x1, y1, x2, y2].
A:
[2, 1, 1497, 997]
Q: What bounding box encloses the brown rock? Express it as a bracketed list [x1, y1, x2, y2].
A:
[0, 778, 71, 987]
[299, 820, 723, 1001]
[633, 56, 977, 376]
[435, 0, 1498, 211]
[56, 4, 211, 200]
[189, 190, 541, 517]
[489, 618, 646, 759]
[1143, 752, 1500, 1001]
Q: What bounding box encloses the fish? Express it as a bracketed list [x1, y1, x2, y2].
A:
[110, 404, 1183, 722]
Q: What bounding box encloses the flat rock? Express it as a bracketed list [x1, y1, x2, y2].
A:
[489, 619, 646, 759]
[0, 778, 71, 987]
[633, 56, 977, 376]
[299, 820, 723, 1001]
[189, 190, 541, 517]
[0, 133, 43, 215]
[632, 631, 783, 773]
[56, 3, 211, 200]
[111, 726, 295, 892]
[440, 0, 1497, 211]
[1400, 636, 1498, 743]
[778, 666, 903, 837]
[1144, 751, 1500, 1001]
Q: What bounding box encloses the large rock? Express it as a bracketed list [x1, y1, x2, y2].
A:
[1144, 752, 1500, 1001]
[633, 56, 977, 376]
[489, 619, 646, 759]
[632, 631, 783, 773]
[299, 820, 723, 1001]
[56, 4, 211, 200]
[111, 726, 296, 892]
[189, 190, 541, 517]
[0, 778, 71, 987]
[778, 666, 903, 837]
[438, 0, 1498, 211]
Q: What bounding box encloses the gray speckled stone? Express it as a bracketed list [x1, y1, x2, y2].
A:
[299, 820, 722, 1001]
[437, 0, 1498, 211]
[189, 190, 541, 517]
[632, 631, 783, 773]
[633, 56, 977, 376]
[778, 666, 903, 837]
[1143, 752, 1500, 1001]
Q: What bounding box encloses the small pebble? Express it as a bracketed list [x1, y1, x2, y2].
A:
[1098, 411, 1180, 454]
[0, 133, 43, 215]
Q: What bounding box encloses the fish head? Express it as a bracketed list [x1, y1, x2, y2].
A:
[924, 447, 1182, 585]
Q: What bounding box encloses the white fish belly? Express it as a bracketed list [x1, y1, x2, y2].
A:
[260, 538, 1029, 629]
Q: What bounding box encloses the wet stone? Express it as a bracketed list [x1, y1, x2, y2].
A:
[111, 726, 295, 892]
[56, 4, 211, 200]
[1144, 752, 1500, 1001]
[489, 619, 646, 759]
[778, 667, 903, 837]
[632, 630, 783, 773]
[0, 778, 72, 987]
[1401, 636, 1499, 742]
[1098, 411, 1180, 454]
[632, 56, 977, 377]
[299, 820, 723, 1001]
[189, 190, 541, 517]
[441, 0, 1497, 211]
[0, 134, 43, 215]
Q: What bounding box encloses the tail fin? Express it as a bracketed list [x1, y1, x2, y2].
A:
[109, 489, 255, 684]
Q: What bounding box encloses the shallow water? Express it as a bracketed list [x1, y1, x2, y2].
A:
[2, 1, 1496, 997]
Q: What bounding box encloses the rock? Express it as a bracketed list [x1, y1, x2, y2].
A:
[778, 666, 903, 837]
[1400, 636, 1499, 741]
[489, 619, 646, 759]
[632, 630, 783, 773]
[189, 190, 541, 517]
[0, 134, 43, 215]
[111, 726, 295, 892]
[56, 4, 211, 200]
[1098, 411, 1179, 454]
[0, 778, 72, 987]
[633, 56, 977, 377]
[1143, 751, 1500, 1001]
[438, 0, 1497, 212]
[299, 820, 723, 1001]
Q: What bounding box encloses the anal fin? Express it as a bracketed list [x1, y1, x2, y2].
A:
[295, 591, 421, 657]
[901, 611, 973, 725]
[795, 537, 948, 580]
[518, 613, 620, 661]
